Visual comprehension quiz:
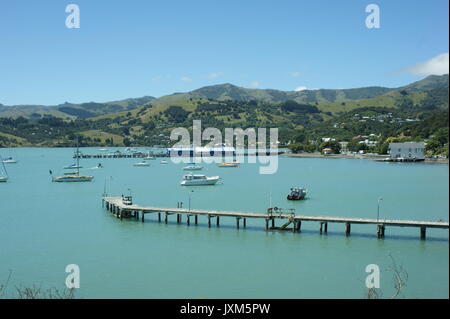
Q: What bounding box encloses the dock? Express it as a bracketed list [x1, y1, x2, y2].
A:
[102, 196, 449, 240]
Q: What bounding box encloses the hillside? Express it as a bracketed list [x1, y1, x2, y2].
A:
[0, 96, 155, 119]
[0, 75, 448, 154]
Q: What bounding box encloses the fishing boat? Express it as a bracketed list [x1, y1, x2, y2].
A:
[2, 157, 17, 164]
[133, 161, 150, 167]
[218, 161, 239, 167]
[0, 156, 8, 182]
[52, 140, 93, 182]
[180, 174, 220, 186]
[286, 187, 308, 200]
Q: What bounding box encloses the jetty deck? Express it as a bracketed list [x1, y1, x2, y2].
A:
[102, 196, 449, 240]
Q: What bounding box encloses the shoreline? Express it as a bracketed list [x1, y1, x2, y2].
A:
[281, 152, 449, 164]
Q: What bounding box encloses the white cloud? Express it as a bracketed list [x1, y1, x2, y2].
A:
[402, 53, 449, 76]
[291, 72, 300, 77]
[208, 72, 223, 79]
[250, 81, 260, 88]
[181, 76, 192, 82]
[294, 86, 307, 91]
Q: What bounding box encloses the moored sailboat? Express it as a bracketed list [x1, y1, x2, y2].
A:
[52, 140, 93, 182]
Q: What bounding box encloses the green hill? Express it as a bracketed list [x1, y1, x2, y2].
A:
[0, 75, 448, 149]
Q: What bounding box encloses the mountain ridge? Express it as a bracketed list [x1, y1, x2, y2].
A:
[0, 74, 448, 119]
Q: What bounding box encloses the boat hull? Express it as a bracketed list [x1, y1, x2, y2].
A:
[181, 177, 219, 186]
[287, 194, 306, 200]
[52, 176, 94, 182]
[183, 166, 203, 171]
[0, 176, 8, 182]
[218, 162, 239, 167]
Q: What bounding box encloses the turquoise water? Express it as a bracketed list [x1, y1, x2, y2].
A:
[0, 148, 448, 298]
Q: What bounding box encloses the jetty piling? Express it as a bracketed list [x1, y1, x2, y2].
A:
[102, 196, 449, 240]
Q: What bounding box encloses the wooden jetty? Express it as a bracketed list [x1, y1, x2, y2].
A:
[102, 196, 449, 240]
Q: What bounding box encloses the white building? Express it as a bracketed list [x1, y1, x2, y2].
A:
[389, 142, 425, 160]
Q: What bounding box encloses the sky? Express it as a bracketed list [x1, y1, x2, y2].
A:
[0, 0, 448, 105]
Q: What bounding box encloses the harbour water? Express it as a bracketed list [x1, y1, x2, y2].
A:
[0, 148, 448, 298]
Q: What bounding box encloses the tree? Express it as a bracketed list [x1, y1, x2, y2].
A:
[319, 140, 341, 154]
[123, 137, 131, 147]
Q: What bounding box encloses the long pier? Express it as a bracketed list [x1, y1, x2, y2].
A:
[102, 196, 449, 240]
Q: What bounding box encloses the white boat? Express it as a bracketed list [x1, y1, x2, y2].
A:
[183, 164, 204, 171]
[160, 160, 168, 164]
[2, 157, 17, 164]
[64, 163, 82, 169]
[52, 139, 93, 182]
[133, 161, 150, 167]
[180, 174, 220, 186]
[99, 148, 108, 151]
[218, 161, 239, 167]
[52, 175, 94, 182]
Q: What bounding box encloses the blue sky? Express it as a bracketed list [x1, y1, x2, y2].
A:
[0, 0, 448, 105]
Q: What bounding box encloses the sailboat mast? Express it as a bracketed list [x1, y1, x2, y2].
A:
[76, 137, 80, 175]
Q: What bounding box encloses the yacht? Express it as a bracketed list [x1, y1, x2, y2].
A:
[2, 157, 17, 164]
[64, 163, 82, 169]
[180, 174, 220, 186]
[133, 161, 150, 167]
[218, 161, 239, 167]
[182, 163, 203, 171]
[52, 140, 94, 182]
[52, 174, 94, 182]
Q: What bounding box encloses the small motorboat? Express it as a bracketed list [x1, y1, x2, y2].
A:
[2, 157, 17, 164]
[133, 161, 150, 167]
[160, 160, 168, 164]
[0, 176, 8, 182]
[218, 161, 239, 167]
[287, 187, 308, 200]
[180, 174, 220, 186]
